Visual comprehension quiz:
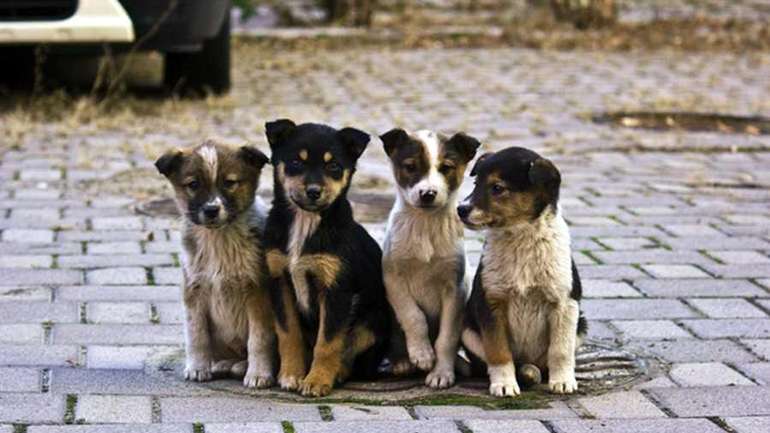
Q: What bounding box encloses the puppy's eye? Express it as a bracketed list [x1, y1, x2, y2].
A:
[326, 161, 341, 172]
[490, 184, 506, 195]
[403, 162, 417, 173]
[186, 180, 200, 191]
[224, 179, 239, 189]
[439, 163, 455, 174]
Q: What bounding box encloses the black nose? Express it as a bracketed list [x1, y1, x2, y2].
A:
[306, 185, 322, 201]
[419, 190, 437, 205]
[203, 204, 220, 219]
[457, 204, 472, 219]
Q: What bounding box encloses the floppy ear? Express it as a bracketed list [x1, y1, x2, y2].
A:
[528, 158, 561, 188]
[469, 152, 493, 177]
[446, 132, 481, 163]
[337, 127, 370, 161]
[239, 146, 269, 169]
[379, 128, 410, 158]
[155, 149, 184, 178]
[264, 119, 296, 149]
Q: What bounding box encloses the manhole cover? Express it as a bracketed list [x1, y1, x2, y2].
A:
[593, 111, 770, 135]
[144, 339, 657, 408]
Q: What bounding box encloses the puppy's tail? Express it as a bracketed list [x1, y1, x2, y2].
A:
[461, 328, 486, 363]
[456, 328, 487, 378]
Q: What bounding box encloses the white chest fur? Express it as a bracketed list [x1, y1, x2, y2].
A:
[288, 208, 321, 313]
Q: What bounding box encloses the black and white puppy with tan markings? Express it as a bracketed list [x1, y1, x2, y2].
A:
[458, 147, 587, 397]
[155, 139, 276, 389]
[380, 129, 480, 389]
[263, 119, 391, 397]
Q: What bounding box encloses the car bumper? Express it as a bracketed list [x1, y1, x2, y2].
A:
[0, 0, 134, 44]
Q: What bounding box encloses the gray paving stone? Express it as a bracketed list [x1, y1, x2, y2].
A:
[681, 319, 770, 338]
[641, 265, 711, 279]
[19, 168, 61, 181]
[592, 250, 713, 265]
[1, 228, 54, 243]
[633, 279, 767, 298]
[293, 421, 459, 433]
[0, 324, 43, 343]
[91, 217, 144, 231]
[586, 320, 618, 340]
[582, 280, 641, 298]
[0, 286, 51, 302]
[736, 363, 770, 385]
[154, 267, 182, 285]
[579, 265, 647, 279]
[670, 362, 754, 386]
[551, 419, 724, 433]
[53, 324, 182, 345]
[330, 405, 413, 421]
[87, 241, 142, 255]
[57, 285, 180, 302]
[0, 426, 11, 433]
[205, 424, 282, 433]
[0, 268, 82, 285]
[145, 241, 179, 254]
[87, 302, 149, 324]
[414, 401, 577, 420]
[0, 302, 78, 324]
[0, 393, 64, 423]
[663, 224, 724, 237]
[633, 375, 678, 389]
[651, 386, 770, 417]
[27, 425, 192, 433]
[161, 398, 321, 422]
[49, 368, 190, 395]
[709, 251, 770, 264]
[0, 255, 52, 268]
[583, 299, 698, 320]
[0, 367, 40, 392]
[0, 242, 82, 255]
[86, 267, 148, 285]
[76, 395, 152, 424]
[701, 264, 770, 278]
[0, 344, 79, 366]
[688, 298, 766, 318]
[595, 237, 658, 250]
[612, 320, 692, 339]
[463, 420, 549, 433]
[577, 391, 665, 419]
[60, 254, 173, 269]
[661, 236, 770, 251]
[725, 416, 770, 433]
[744, 339, 770, 360]
[86, 345, 173, 370]
[58, 230, 151, 242]
[629, 339, 757, 363]
[156, 302, 184, 324]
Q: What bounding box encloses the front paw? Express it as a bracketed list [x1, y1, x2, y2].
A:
[426, 366, 455, 389]
[244, 369, 275, 389]
[300, 371, 334, 397]
[488, 362, 519, 397]
[549, 372, 578, 394]
[184, 359, 213, 382]
[391, 359, 416, 376]
[407, 343, 436, 371]
[278, 373, 304, 391]
[490, 379, 520, 397]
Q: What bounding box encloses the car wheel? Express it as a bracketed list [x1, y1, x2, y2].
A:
[164, 12, 231, 95]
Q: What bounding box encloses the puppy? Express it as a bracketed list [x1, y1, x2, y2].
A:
[263, 119, 390, 397]
[458, 147, 587, 397]
[380, 129, 480, 389]
[155, 139, 276, 389]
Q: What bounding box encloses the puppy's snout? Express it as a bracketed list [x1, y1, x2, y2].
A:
[419, 189, 437, 205]
[306, 185, 322, 202]
[457, 204, 472, 220]
[202, 204, 221, 219]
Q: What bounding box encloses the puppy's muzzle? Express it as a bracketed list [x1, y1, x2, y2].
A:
[457, 203, 472, 220]
[306, 184, 322, 202]
[419, 189, 438, 206]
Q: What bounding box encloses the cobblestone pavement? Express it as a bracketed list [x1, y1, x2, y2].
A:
[1, 44, 770, 432]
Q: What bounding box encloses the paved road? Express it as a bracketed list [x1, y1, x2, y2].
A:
[1, 44, 769, 432]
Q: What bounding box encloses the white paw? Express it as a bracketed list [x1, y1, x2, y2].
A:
[408, 343, 436, 371]
[244, 370, 275, 389]
[490, 379, 520, 397]
[426, 367, 455, 389]
[278, 374, 303, 391]
[549, 377, 578, 394]
[488, 362, 519, 397]
[392, 359, 416, 376]
[184, 359, 213, 382]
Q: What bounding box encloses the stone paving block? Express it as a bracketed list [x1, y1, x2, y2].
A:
[551, 419, 724, 433]
[650, 386, 770, 417]
[710, 250, 770, 264]
[0, 393, 64, 423]
[161, 398, 321, 422]
[53, 324, 182, 345]
[205, 424, 282, 433]
[0, 268, 82, 285]
[50, 368, 191, 395]
[1, 228, 54, 243]
[670, 362, 754, 386]
[463, 420, 549, 433]
[0, 367, 40, 392]
[725, 416, 770, 433]
[76, 395, 152, 423]
[154, 267, 183, 285]
[414, 401, 577, 420]
[0, 426, 10, 433]
[688, 298, 766, 318]
[293, 421, 459, 433]
[330, 405, 412, 421]
[701, 264, 770, 278]
[88, 241, 142, 255]
[60, 254, 173, 269]
[19, 168, 61, 181]
[661, 236, 770, 251]
[58, 230, 151, 242]
[156, 302, 184, 324]
[10, 208, 61, 220]
[582, 280, 641, 298]
[681, 319, 770, 338]
[641, 265, 711, 279]
[577, 391, 665, 419]
[586, 321, 617, 340]
[743, 339, 770, 360]
[86, 267, 148, 285]
[0, 242, 81, 255]
[28, 425, 192, 433]
[663, 224, 724, 237]
[612, 320, 692, 339]
[87, 345, 173, 370]
[0, 302, 78, 324]
[0, 285, 51, 302]
[578, 265, 647, 279]
[632, 376, 678, 389]
[57, 285, 180, 302]
[0, 344, 79, 366]
[583, 299, 698, 320]
[145, 241, 179, 254]
[629, 339, 757, 363]
[592, 250, 713, 265]
[0, 324, 43, 343]
[595, 237, 658, 250]
[736, 363, 770, 385]
[0, 255, 52, 268]
[633, 279, 767, 298]
[91, 217, 144, 231]
[87, 302, 149, 324]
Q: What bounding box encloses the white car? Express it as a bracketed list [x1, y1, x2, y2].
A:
[0, 0, 232, 93]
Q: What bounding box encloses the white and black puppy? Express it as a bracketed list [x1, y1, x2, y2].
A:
[155, 139, 276, 389]
[380, 129, 480, 389]
[458, 147, 586, 397]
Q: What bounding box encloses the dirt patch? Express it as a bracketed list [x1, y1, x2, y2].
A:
[593, 111, 770, 135]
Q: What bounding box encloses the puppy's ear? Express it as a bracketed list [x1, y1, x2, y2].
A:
[265, 119, 296, 149]
[529, 157, 561, 204]
[469, 152, 493, 177]
[338, 127, 370, 161]
[155, 149, 184, 178]
[446, 132, 481, 163]
[239, 146, 269, 169]
[379, 128, 410, 158]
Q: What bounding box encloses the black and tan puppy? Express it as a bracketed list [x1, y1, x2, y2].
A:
[458, 147, 587, 397]
[380, 129, 480, 389]
[155, 139, 276, 389]
[263, 119, 390, 397]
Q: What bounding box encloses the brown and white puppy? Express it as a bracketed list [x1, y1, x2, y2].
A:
[458, 147, 586, 397]
[380, 129, 480, 389]
[155, 139, 276, 389]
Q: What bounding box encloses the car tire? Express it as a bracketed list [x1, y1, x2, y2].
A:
[164, 12, 231, 95]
